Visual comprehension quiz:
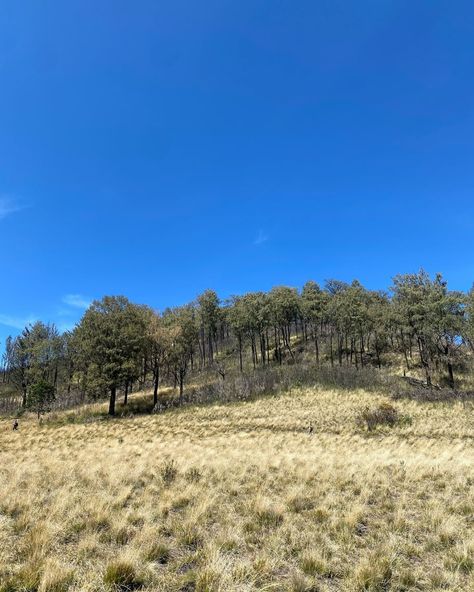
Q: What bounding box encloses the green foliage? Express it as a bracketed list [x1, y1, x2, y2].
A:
[28, 379, 56, 418]
[391, 270, 465, 387]
[74, 296, 148, 414]
[1, 268, 472, 416]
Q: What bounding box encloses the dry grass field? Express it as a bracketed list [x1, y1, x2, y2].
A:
[1, 387, 474, 591]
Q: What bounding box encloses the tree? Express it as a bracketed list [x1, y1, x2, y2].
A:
[74, 296, 147, 416]
[391, 270, 465, 387]
[367, 291, 391, 368]
[146, 309, 174, 409]
[197, 290, 221, 366]
[6, 322, 62, 407]
[239, 292, 271, 367]
[465, 286, 474, 352]
[301, 281, 327, 364]
[27, 379, 55, 420]
[164, 305, 199, 403]
[228, 296, 247, 372]
[268, 287, 300, 362]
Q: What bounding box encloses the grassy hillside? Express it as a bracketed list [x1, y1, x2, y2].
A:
[1, 387, 474, 591]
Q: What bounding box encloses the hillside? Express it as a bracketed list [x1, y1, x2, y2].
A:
[1, 387, 474, 591]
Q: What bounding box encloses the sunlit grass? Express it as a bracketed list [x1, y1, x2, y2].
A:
[1, 386, 474, 591]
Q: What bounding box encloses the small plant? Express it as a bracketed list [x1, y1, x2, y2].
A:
[286, 571, 318, 592]
[185, 467, 202, 483]
[287, 495, 315, 513]
[159, 460, 178, 485]
[358, 402, 399, 431]
[300, 551, 330, 576]
[103, 559, 144, 591]
[352, 550, 393, 591]
[1, 561, 42, 592]
[178, 524, 202, 550]
[39, 561, 74, 592]
[145, 542, 170, 564]
[254, 505, 284, 528]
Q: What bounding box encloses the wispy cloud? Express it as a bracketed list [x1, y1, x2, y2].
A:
[62, 294, 91, 309]
[254, 229, 269, 246]
[0, 196, 23, 221]
[0, 314, 38, 330]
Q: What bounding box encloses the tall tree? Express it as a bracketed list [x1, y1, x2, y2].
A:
[197, 290, 221, 366]
[74, 296, 147, 415]
[164, 305, 199, 403]
[391, 270, 464, 387]
[146, 309, 174, 409]
[301, 281, 327, 364]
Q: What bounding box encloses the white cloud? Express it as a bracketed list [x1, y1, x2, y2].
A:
[0, 314, 38, 330]
[0, 196, 23, 221]
[254, 229, 269, 246]
[62, 294, 91, 309]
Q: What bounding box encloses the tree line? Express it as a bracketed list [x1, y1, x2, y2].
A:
[2, 270, 474, 416]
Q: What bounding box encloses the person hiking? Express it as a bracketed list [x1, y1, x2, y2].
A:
[12, 419, 19, 431]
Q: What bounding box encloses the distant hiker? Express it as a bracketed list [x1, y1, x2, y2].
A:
[12, 419, 19, 431]
[308, 422, 314, 437]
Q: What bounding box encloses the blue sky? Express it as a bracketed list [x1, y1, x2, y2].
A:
[1, 0, 474, 348]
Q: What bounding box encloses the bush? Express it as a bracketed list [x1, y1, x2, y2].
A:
[358, 402, 399, 431]
[159, 460, 178, 485]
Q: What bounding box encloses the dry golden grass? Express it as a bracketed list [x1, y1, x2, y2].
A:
[1, 387, 474, 591]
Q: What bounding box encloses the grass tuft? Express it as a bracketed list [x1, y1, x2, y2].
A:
[103, 559, 144, 591]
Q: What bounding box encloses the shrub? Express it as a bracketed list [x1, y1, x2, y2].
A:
[159, 460, 178, 485]
[358, 402, 399, 431]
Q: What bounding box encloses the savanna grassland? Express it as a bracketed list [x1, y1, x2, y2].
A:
[1, 387, 474, 592]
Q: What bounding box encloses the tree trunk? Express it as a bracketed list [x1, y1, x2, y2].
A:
[447, 361, 455, 389]
[153, 367, 160, 407]
[109, 385, 116, 416]
[417, 338, 432, 387]
[179, 373, 184, 404]
[238, 335, 243, 373]
[124, 382, 129, 405]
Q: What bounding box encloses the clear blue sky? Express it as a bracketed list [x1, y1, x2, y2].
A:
[1, 0, 474, 348]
